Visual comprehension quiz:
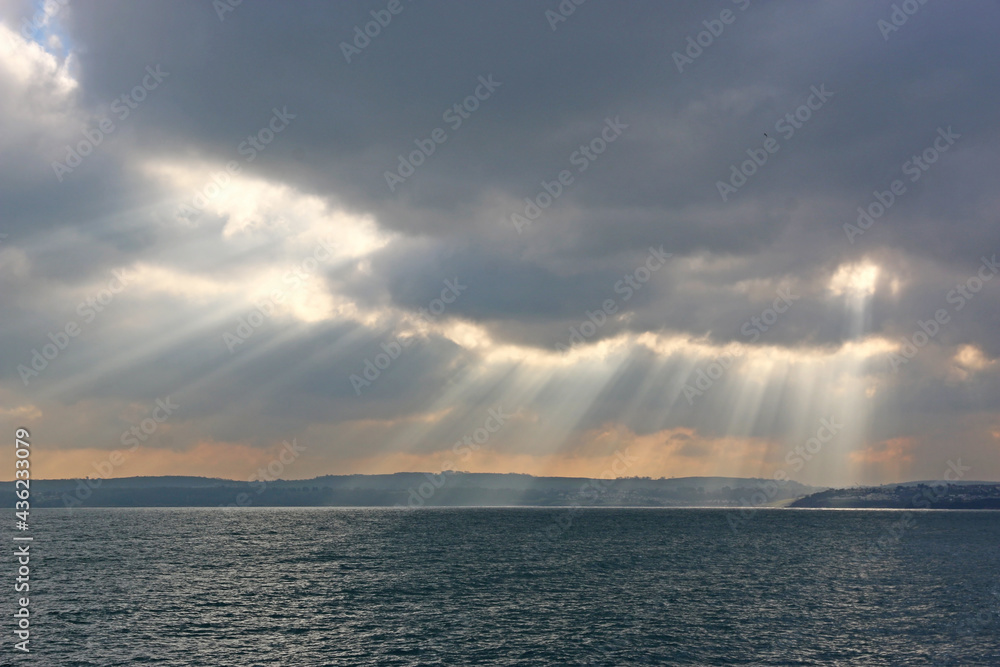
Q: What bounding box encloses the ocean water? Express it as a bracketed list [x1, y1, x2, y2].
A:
[4, 508, 999, 665]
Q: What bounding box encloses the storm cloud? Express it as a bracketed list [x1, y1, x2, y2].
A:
[1, 0, 998, 486]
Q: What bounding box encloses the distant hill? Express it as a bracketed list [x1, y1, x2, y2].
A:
[789, 481, 1000, 509]
[2, 473, 822, 509]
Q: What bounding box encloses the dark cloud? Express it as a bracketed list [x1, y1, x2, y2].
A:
[1, 0, 998, 482]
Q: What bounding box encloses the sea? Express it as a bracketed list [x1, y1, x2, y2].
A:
[4, 508, 998, 665]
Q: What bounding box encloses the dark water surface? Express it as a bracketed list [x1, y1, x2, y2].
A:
[4, 508, 998, 665]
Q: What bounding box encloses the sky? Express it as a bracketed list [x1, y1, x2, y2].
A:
[0, 0, 998, 487]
